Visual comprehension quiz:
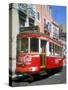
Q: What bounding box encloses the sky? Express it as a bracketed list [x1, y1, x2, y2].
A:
[51, 6, 66, 25]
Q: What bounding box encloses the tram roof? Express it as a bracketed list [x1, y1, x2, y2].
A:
[17, 32, 64, 47]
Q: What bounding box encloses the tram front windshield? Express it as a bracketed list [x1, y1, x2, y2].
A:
[17, 38, 28, 53]
[17, 38, 39, 53]
[17, 38, 47, 54]
[30, 38, 39, 53]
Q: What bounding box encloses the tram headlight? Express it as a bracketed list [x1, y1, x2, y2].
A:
[31, 67, 37, 71]
[28, 67, 37, 71]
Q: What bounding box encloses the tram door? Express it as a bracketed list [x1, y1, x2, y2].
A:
[40, 40, 47, 68]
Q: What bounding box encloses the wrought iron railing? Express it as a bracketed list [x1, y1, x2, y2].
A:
[27, 8, 35, 19]
[53, 33, 59, 39]
[18, 4, 27, 14]
[20, 26, 40, 33]
[18, 4, 35, 20]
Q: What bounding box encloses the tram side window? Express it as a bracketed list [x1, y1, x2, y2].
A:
[59, 47, 62, 56]
[49, 42, 51, 52]
[17, 38, 21, 53]
[52, 43, 54, 55]
[41, 40, 47, 53]
[49, 42, 52, 55]
[21, 38, 28, 53]
[55, 45, 59, 54]
[30, 38, 39, 52]
[49, 43, 55, 55]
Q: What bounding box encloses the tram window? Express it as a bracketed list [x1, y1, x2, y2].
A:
[52, 44, 55, 55]
[49, 42, 51, 52]
[41, 40, 47, 53]
[49, 42, 53, 55]
[59, 47, 62, 55]
[17, 38, 21, 53]
[30, 38, 39, 52]
[55, 45, 58, 53]
[21, 38, 28, 53]
[49, 43, 54, 55]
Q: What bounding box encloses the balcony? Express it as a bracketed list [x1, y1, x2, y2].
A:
[58, 39, 66, 45]
[18, 4, 35, 20]
[18, 4, 27, 14]
[20, 26, 40, 33]
[53, 33, 59, 40]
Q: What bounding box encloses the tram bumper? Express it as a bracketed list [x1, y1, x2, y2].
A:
[16, 66, 40, 75]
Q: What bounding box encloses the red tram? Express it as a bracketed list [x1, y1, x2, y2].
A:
[16, 28, 65, 76]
